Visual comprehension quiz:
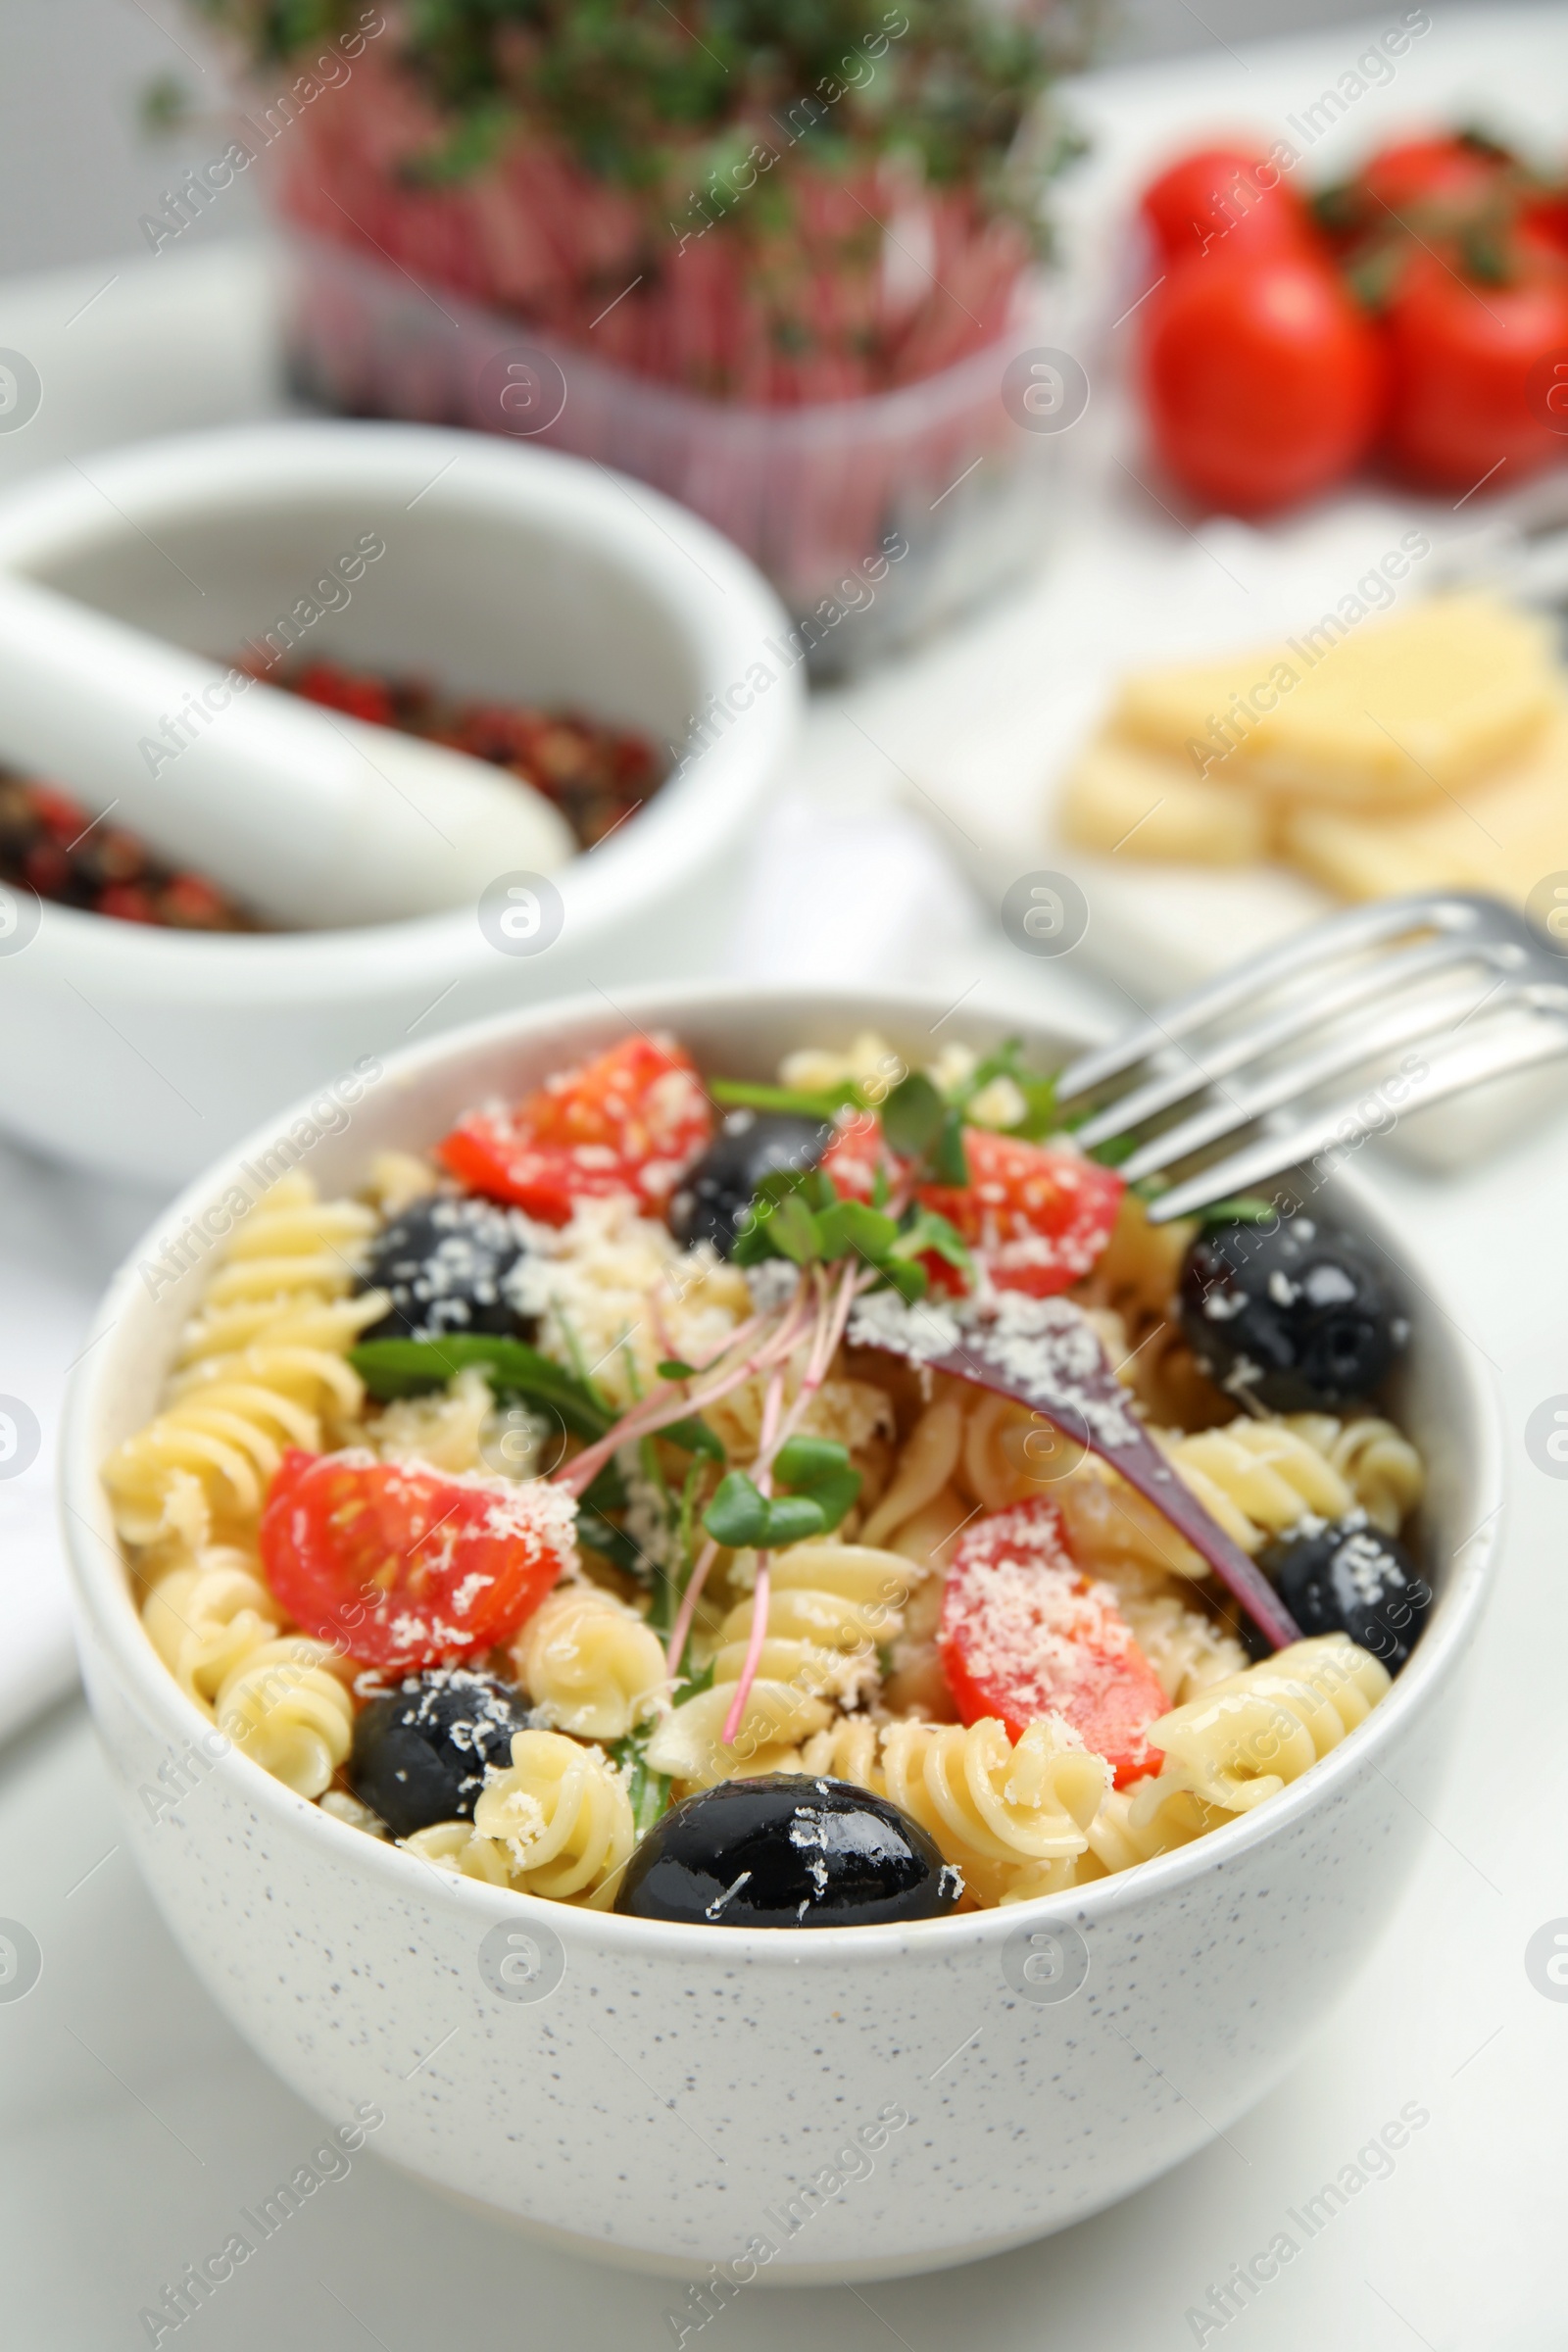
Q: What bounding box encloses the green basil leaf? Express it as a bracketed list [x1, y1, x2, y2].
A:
[1086, 1132, 1140, 1168]
[769, 1191, 823, 1265]
[708, 1077, 858, 1119]
[771, 1434, 860, 1535]
[729, 1217, 777, 1267]
[877, 1254, 928, 1302]
[671, 1659, 716, 1708]
[760, 1494, 827, 1546]
[931, 1108, 970, 1187]
[794, 1463, 859, 1532]
[1007, 1077, 1059, 1141]
[348, 1336, 609, 1438]
[703, 1471, 770, 1549]
[833, 1198, 900, 1261]
[657, 1358, 698, 1380]
[881, 1070, 946, 1162]
[577, 1506, 647, 1580]
[580, 1458, 627, 1514]
[772, 1434, 850, 1487]
[894, 1204, 972, 1277]
[607, 1725, 671, 1838]
[1200, 1196, 1281, 1226]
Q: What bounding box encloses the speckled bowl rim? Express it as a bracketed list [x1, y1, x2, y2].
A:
[60, 978, 1505, 1964]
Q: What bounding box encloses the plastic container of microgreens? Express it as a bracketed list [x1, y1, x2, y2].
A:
[284, 231, 1094, 677]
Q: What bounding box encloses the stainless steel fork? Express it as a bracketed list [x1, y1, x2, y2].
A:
[1055, 892, 1568, 1222]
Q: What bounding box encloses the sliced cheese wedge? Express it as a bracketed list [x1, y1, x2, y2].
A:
[1058, 733, 1269, 865]
[1111, 593, 1559, 811]
[1282, 696, 1568, 903]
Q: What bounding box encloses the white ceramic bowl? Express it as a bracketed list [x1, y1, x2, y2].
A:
[0, 423, 800, 1186]
[61, 983, 1501, 2281]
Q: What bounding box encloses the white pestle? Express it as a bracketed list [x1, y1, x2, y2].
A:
[0, 571, 574, 928]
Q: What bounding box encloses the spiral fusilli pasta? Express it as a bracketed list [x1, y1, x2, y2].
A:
[142, 1547, 280, 1708]
[1161, 1418, 1356, 1555]
[465, 1729, 636, 1905]
[214, 1635, 356, 1799]
[1145, 1634, 1392, 1813]
[859, 1398, 965, 1545]
[799, 1717, 885, 1791]
[1283, 1415, 1424, 1535]
[646, 1543, 911, 1786]
[514, 1584, 667, 1739]
[139, 1539, 354, 1798]
[879, 1716, 1108, 1904]
[1082, 1779, 1240, 1875]
[104, 1175, 386, 1549]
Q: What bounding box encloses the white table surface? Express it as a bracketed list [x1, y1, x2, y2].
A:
[5, 10, 1568, 2346]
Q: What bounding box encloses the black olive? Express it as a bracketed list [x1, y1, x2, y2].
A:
[348, 1668, 533, 1838]
[1178, 1213, 1407, 1411]
[668, 1112, 832, 1257]
[1259, 1517, 1431, 1673]
[356, 1194, 536, 1344]
[615, 1774, 963, 1927]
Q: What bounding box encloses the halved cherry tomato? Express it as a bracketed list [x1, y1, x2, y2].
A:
[822, 1119, 1121, 1295]
[939, 1494, 1169, 1786]
[260, 1446, 574, 1670]
[440, 1034, 711, 1224]
[1142, 252, 1387, 514]
[916, 1129, 1124, 1297]
[819, 1110, 898, 1203]
[1381, 242, 1568, 491]
[1139, 143, 1314, 272]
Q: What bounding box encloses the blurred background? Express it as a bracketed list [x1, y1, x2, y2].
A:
[1, 0, 1394, 276]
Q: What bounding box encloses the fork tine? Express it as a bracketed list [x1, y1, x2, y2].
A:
[1055, 892, 1488, 1102]
[1069, 931, 1482, 1150]
[1117, 978, 1490, 1181]
[1145, 1012, 1568, 1222]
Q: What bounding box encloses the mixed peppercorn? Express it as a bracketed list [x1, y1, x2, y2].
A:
[1, 661, 665, 931]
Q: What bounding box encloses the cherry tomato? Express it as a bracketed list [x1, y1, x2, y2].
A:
[1522, 194, 1568, 267]
[939, 1494, 1169, 1786]
[916, 1130, 1124, 1297]
[1142, 252, 1386, 514]
[822, 1121, 1122, 1295]
[1139, 144, 1313, 272]
[440, 1034, 712, 1224]
[1351, 133, 1515, 236]
[260, 1446, 574, 1670]
[1381, 244, 1568, 491]
[818, 1110, 898, 1203]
